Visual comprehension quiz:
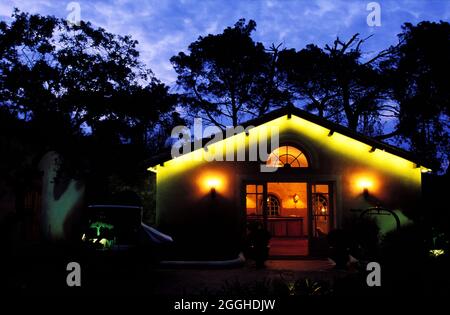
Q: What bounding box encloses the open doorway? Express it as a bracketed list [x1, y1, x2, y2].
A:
[245, 182, 333, 257]
[245, 182, 309, 256]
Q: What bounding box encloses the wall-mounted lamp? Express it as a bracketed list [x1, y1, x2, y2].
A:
[363, 188, 369, 199]
[206, 178, 219, 198]
[357, 179, 373, 199]
[293, 194, 300, 203]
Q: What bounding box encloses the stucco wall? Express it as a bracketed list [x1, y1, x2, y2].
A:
[155, 115, 422, 259]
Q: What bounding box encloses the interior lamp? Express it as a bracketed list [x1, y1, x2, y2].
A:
[293, 194, 300, 207]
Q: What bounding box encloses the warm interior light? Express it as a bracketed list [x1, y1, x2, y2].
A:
[320, 206, 327, 214]
[293, 194, 300, 203]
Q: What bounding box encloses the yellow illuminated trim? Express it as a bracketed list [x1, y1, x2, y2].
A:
[154, 114, 422, 188]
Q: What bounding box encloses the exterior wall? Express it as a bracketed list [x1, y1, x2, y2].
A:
[155, 115, 422, 259]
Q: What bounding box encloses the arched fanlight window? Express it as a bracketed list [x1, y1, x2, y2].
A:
[267, 194, 280, 216]
[266, 146, 309, 168]
[259, 194, 281, 216]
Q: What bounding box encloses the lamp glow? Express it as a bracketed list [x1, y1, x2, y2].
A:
[206, 178, 220, 189]
[357, 179, 373, 190]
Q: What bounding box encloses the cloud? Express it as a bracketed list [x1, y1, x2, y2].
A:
[1, 0, 449, 84]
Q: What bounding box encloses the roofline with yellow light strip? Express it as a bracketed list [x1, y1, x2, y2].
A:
[147, 105, 432, 172]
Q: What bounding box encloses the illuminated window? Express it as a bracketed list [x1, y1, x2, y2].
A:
[312, 184, 330, 238]
[266, 146, 309, 168]
[266, 194, 280, 216]
[246, 184, 264, 216]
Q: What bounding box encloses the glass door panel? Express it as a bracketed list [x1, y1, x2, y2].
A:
[312, 184, 331, 238]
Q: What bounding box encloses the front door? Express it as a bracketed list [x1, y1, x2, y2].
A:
[245, 182, 334, 257]
[245, 182, 309, 256]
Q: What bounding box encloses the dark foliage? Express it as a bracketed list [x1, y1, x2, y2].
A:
[278, 35, 392, 136]
[383, 21, 450, 171]
[0, 10, 180, 203]
[171, 19, 290, 128]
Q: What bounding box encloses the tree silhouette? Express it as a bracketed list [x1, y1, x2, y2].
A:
[0, 10, 179, 198]
[278, 34, 393, 136]
[278, 26, 449, 172]
[382, 21, 450, 171]
[171, 19, 290, 128]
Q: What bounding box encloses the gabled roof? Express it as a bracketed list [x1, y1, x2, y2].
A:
[148, 105, 429, 168]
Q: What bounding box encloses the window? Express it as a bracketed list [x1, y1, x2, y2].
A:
[312, 184, 330, 238]
[266, 194, 280, 216]
[266, 146, 308, 168]
[246, 184, 264, 216]
[313, 194, 328, 217]
[246, 186, 281, 217]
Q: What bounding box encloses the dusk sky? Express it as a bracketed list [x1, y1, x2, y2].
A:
[1, 0, 449, 86]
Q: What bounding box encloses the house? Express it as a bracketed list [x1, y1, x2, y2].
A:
[148, 106, 430, 260]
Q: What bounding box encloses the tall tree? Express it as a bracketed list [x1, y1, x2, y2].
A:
[278, 34, 393, 136]
[171, 19, 290, 128]
[0, 11, 179, 195]
[382, 21, 450, 172]
[277, 44, 335, 119]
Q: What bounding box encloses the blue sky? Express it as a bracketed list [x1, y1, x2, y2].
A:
[1, 0, 449, 86]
